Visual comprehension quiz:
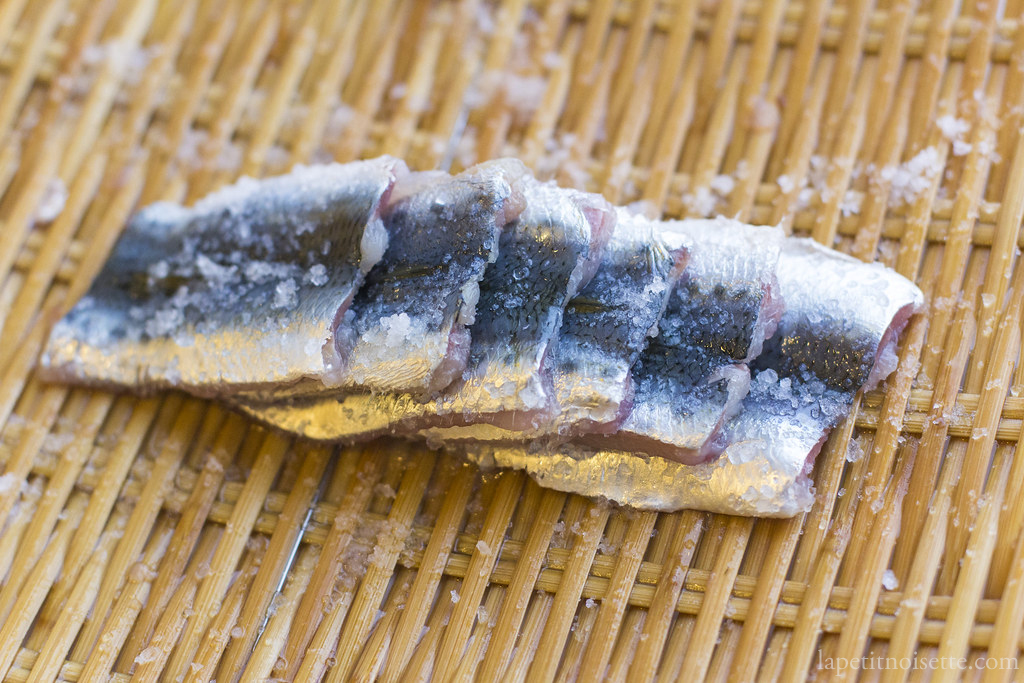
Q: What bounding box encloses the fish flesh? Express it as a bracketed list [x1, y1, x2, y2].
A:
[235, 178, 616, 438]
[41, 157, 402, 394]
[39, 156, 926, 518]
[235, 202, 677, 443]
[466, 237, 923, 515]
[328, 159, 528, 394]
[588, 218, 782, 464]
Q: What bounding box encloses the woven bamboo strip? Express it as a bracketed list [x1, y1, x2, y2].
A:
[0, 392, 111, 622]
[114, 409, 238, 667]
[77, 518, 173, 681]
[163, 432, 289, 679]
[991, 396, 1024, 600]
[381, 464, 478, 681]
[181, 536, 261, 683]
[17, 445, 1024, 632]
[0, 494, 87, 680]
[1, 0, 1023, 678]
[326, 450, 437, 681]
[30, 398, 154, 639]
[241, 546, 320, 682]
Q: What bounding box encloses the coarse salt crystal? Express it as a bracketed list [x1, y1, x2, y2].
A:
[936, 115, 970, 142]
[35, 178, 68, 223]
[0, 474, 18, 494]
[272, 278, 299, 309]
[710, 174, 736, 197]
[880, 147, 943, 206]
[306, 264, 328, 286]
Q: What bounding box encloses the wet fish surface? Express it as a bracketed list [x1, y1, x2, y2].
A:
[41, 157, 402, 395]
[236, 179, 615, 438]
[329, 159, 528, 394]
[473, 237, 923, 515]
[716, 236, 925, 489]
[590, 218, 782, 464]
[541, 209, 690, 435]
[421, 179, 614, 429]
[39, 156, 927, 518]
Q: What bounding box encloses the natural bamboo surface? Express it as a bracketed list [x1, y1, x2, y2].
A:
[0, 0, 1022, 680]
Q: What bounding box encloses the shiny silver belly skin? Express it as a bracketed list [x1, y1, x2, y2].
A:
[470, 238, 923, 516]
[544, 211, 689, 433]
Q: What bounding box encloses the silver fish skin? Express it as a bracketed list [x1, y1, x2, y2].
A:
[40, 157, 403, 395]
[752, 238, 922, 392]
[235, 181, 616, 438]
[421, 180, 615, 430]
[327, 158, 529, 394]
[713, 236, 924, 485]
[543, 210, 690, 435]
[460, 440, 816, 517]
[474, 238, 922, 517]
[661, 218, 785, 363]
[590, 218, 783, 464]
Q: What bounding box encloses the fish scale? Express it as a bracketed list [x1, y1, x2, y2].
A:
[333, 159, 527, 394]
[234, 179, 614, 440]
[40, 157, 402, 394]
[593, 218, 782, 464]
[468, 237, 923, 516]
[426, 180, 613, 428]
[39, 158, 926, 517]
[543, 209, 690, 435]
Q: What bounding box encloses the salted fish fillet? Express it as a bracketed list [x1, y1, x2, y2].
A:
[416, 213, 689, 444]
[40, 157, 402, 395]
[465, 237, 923, 517]
[326, 159, 528, 394]
[420, 180, 614, 429]
[541, 209, 690, 434]
[235, 180, 615, 439]
[591, 218, 783, 464]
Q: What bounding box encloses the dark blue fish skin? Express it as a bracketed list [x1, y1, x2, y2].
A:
[235, 180, 615, 439]
[463, 238, 923, 516]
[41, 157, 403, 394]
[720, 237, 925, 466]
[38, 156, 927, 518]
[591, 218, 782, 463]
[543, 210, 689, 434]
[331, 159, 528, 394]
[425, 180, 614, 428]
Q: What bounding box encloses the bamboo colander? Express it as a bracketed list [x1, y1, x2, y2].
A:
[0, 0, 1022, 680]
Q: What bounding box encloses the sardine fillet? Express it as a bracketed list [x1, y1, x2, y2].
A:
[542, 210, 690, 435]
[236, 180, 616, 439]
[329, 159, 529, 394]
[465, 238, 923, 516]
[41, 157, 403, 395]
[593, 218, 782, 463]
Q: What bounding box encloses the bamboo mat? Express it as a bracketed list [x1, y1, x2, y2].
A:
[0, 0, 1022, 680]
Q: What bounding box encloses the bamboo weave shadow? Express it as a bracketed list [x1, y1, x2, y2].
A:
[0, 0, 1021, 680]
